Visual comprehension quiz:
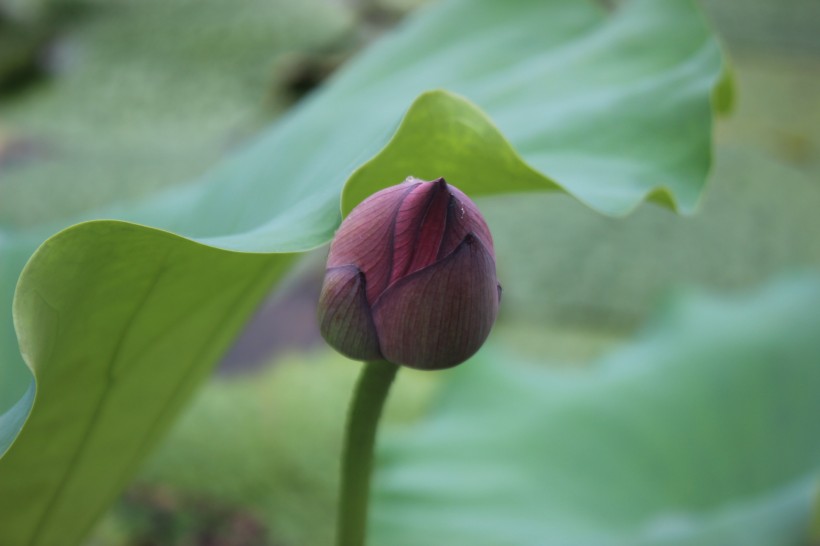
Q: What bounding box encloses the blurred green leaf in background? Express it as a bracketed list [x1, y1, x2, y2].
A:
[373, 276, 820, 546]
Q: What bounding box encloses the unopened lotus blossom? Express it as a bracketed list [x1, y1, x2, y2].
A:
[318, 177, 500, 370]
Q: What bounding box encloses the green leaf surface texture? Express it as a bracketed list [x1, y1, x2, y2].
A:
[1, 223, 294, 545]
[0, 0, 728, 543]
[371, 276, 820, 546]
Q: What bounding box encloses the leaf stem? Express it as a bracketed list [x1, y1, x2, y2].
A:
[336, 360, 399, 546]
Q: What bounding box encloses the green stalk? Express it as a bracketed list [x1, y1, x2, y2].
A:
[336, 360, 399, 546]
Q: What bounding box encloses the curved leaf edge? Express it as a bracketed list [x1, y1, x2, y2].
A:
[1, 69, 734, 456]
[341, 84, 733, 218]
[1, 32, 735, 455]
[1, 218, 296, 459]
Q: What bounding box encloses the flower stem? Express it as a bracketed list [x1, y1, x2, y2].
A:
[337, 360, 399, 546]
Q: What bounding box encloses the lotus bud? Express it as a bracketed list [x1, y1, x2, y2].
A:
[318, 177, 500, 370]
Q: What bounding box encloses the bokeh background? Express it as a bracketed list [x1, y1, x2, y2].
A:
[1, 0, 819, 544]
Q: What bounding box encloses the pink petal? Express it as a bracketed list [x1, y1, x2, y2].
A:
[327, 181, 418, 303]
[390, 178, 450, 284]
[372, 234, 499, 370]
[439, 184, 495, 261]
[326, 177, 494, 308]
[318, 265, 382, 361]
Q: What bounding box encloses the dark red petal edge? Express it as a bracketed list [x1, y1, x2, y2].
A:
[439, 183, 495, 260]
[390, 177, 451, 283]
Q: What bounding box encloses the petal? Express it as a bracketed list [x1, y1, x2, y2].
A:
[327, 181, 418, 303]
[372, 234, 499, 370]
[390, 177, 451, 283]
[318, 265, 382, 361]
[439, 184, 495, 260]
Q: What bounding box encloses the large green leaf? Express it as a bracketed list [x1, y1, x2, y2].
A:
[371, 276, 820, 546]
[0, 0, 729, 543]
[343, 0, 731, 215]
[1, 222, 294, 545]
[0, 0, 353, 414]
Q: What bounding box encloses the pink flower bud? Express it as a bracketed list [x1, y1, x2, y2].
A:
[318, 177, 500, 370]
